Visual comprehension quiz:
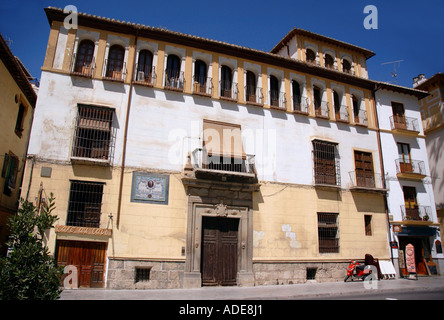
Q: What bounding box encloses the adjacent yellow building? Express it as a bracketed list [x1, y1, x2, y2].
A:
[0, 33, 37, 256]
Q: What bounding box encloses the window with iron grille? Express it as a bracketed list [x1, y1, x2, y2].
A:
[313, 140, 340, 186]
[66, 181, 104, 228]
[317, 213, 339, 253]
[135, 267, 151, 283]
[72, 105, 114, 161]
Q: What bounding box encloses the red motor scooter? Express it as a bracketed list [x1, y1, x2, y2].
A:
[344, 260, 372, 282]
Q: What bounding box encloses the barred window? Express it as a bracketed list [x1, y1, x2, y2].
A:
[72, 105, 114, 161]
[318, 213, 339, 253]
[313, 140, 340, 186]
[67, 181, 104, 228]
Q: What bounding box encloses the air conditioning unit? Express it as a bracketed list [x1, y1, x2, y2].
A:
[137, 71, 145, 81]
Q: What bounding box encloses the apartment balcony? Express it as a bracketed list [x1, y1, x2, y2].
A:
[133, 65, 156, 87]
[102, 60, 127, 82]
[400, 205, 432, 222]
[348, 171, 387, 193]
[354, 109, 368, 127]
[315, 101, 330, 119]
[193, 76, 213, 97]
[395, 159, 426, 180]
[335, 105, 349, 123]
[191, 148, 256, 182]
[269, 91, 286, 110]
[70, 53, 95, 78]
[292, 96, 309, 115]
[390, 115, 420, 136]
[245, 86, 264, 106]
[220, 81, 238, 102]
[164, 70, 185, 92]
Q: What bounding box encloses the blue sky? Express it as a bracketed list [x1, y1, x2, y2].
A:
[1, 0, 443, 88]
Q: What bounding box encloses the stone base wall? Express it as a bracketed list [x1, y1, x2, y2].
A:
[253, 262, 348, 285]
[107, 259, 184, 289]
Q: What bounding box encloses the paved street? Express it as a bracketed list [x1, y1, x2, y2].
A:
[59, 276, 444, 300]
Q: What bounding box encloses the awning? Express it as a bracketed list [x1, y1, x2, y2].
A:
[203, 120, 246, 159]
[397, 226, 438, 237]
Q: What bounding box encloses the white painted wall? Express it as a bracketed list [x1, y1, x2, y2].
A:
[30, 70, 383, 190]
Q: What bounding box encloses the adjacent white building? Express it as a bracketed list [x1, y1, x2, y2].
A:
[375, 83, 442, 276]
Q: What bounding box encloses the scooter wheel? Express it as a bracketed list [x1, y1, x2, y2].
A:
[344, 276, 349, 282]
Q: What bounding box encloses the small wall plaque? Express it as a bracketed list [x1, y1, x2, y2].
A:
[131, 172, 169, 205]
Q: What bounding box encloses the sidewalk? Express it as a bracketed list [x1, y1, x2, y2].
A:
[59, 276, 444, 300]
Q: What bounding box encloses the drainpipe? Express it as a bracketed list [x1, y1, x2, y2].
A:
[116, 30, 139, 229]
[372, 84, 394, 265]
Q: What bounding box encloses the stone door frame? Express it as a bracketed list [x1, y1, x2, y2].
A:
[183, 197, 254, 288]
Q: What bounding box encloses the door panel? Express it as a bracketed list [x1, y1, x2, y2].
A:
[56, 240, 107, 288]
[201, 217, 239, 286]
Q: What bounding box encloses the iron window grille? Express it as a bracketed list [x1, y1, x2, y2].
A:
[317, 213, 339, 253]
[312, 140, 341, 186]
[135, 267, 152, 283]
[66, 181, 104, 228]
[72, 105, 115, 163]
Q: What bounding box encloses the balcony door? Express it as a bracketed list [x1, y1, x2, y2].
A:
[398, 142, 412, 173]
[403, 186, 419, 220]
[354, 151, 375, 188]
[392, 102, 406, 130]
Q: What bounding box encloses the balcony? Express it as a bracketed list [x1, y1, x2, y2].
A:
[349, 171, 387, 193]
[390, 115, 420, 136]
[70, 53, 95, 78]
[193, 76, 213, 97]
[102, 60, 127, 82]
[220, 81, 238, 102]
[133, 65, 156, 87]
[354, 109, 368, 127]
[335, 105, 349, 123]
[395, 159, 426, 180]
[315, 101, 330, 119]
[245, 86, 264, 106]
[269, 91, 286, 110]
[400, 205, 432, 222]
[292, 96, 309, 115]
[191, 148, 256, 182]
[164, 70, 185, 92]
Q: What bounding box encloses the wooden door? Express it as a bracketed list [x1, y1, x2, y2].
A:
[201, 217, 239, 286]
[397, 143, 412, 173]
[354, 151, 375, 188]
[56, 240, 107, 288]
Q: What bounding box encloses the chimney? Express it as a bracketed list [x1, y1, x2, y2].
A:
[413, 74, 427, 87]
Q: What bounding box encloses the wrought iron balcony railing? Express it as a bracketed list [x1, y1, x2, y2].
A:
[133, 65, 156, 86]
[315, 101, 330, 119]
[245, 86, 264, 105]
[70, 53, 95, 77]
[354, 109, 368, 126]
[400, 205, 432, 221]
[193, 76, 213, 96]
[335, 105, 349, 122]
[292, 96, 309, 114]
[220, 81, 238, 101]
[348, 171, 386, 190]
[103, 59, 127, 82]
[269, 91, 286, 109]
[390, 115, 419, 133]
[395, 159, 426, 177]
[191, 148, 255, 175]
[164, 70, 185, 91]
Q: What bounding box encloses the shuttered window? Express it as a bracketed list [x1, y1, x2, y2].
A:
[313, 140, 340, 186]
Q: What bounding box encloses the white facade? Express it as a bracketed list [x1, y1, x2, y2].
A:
[375, 87, 443, 275]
